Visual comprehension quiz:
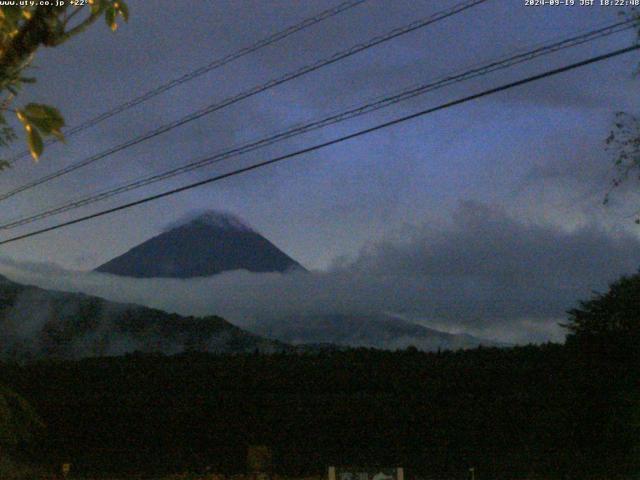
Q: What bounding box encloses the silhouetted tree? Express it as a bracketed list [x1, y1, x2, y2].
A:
[564, 271, 640, 351]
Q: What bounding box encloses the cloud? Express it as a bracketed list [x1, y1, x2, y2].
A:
[1, 201, 638, 345]
[6, 0, 640, 278]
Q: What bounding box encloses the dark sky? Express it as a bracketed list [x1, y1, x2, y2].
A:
[1, 0, 640, 342]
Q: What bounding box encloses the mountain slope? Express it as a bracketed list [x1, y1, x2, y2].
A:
[0, 274, 289, 360]
[96, 211, 304, 278]
[253, 313, 503, 351]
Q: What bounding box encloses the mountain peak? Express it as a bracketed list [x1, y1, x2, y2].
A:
[164, 210, 254, 234]
[96, 211, 304, 278]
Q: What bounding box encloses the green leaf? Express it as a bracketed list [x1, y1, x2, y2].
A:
[16, 105, 65, 153]
[23, 103, 63, 122]
[22, 103, 65, 136]
[17, 109, 42, 160]
[105, 6, 117, 31]
[115, 1, 129, 22]
[25, 126, 43, 161]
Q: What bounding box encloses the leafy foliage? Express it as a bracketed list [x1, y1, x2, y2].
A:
[604, 10, 640, 213]
[604, 112, 640, 213]
[0, 1, 128, 161]
[564, 271, 640, 347]
[15, 103, 64, 160]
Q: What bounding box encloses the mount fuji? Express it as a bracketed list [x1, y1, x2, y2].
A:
[96, 211, 304, 278]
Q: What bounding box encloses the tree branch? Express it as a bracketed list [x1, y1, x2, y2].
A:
[62, 6, 84, 29]
[52, 7, 104, 46]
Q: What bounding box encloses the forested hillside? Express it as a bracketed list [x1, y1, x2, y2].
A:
[0, 275, 288, 359]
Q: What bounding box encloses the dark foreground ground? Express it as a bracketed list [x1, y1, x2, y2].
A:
[1, 340, 638, 479]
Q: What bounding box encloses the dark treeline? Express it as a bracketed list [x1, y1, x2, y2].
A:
[0, 341, 638, 479]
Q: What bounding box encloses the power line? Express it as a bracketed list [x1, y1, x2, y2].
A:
[0, 0, 488, 202]
[6, 0, 369, 165]
[0, 19, 633, 231]
[1, 44, 637, 247]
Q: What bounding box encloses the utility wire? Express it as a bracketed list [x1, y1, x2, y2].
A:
[0, 0, 488, 202]
[1, 44, 637, 247]
[6, 0, 368, 165]
[0, 19, 634, 231]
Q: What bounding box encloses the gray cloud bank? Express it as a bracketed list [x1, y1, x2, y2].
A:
[1, 201, 638, 345]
